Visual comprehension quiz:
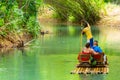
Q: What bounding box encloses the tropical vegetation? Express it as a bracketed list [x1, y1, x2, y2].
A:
[0, 0, 42, 37]
[0, 0, 120, 48]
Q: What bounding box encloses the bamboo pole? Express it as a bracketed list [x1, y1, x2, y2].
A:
[80, 33, 83, 51]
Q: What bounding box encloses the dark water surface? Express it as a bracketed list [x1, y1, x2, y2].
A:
[0, 25, 120, 80]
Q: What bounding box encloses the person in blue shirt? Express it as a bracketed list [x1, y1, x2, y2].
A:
[92, 40, 102, 53]
[92, 40, 108, 64]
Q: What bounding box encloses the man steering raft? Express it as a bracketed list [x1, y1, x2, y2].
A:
[81, 20, 93, 48]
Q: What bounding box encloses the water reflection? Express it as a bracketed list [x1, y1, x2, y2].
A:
[18, 48, 27, 56]
[0, 48, 15, 57]
[79, 74, 105, 80]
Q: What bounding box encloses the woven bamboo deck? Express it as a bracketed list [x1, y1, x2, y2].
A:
[71, 66, 109, 74]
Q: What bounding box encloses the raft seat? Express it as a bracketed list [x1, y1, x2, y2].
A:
[80, 54, 91, 62]
[77, 52, 90, 61]
[78, 54, 91, 67]
[93, 54, 104, 65]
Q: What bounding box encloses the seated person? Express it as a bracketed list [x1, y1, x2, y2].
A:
[82, 43, 98, 54]
[92, 40, 108, 64]
[77, 43, 98, 61]
[92, 40, 102, 53]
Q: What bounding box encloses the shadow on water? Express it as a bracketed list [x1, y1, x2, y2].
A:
[79, 74, 105, 80]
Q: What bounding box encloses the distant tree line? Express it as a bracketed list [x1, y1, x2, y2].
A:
[44, 0, 106, 24]
[44, 0, 120, 24]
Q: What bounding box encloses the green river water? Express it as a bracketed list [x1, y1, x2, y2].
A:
[0, 24, 120, 80]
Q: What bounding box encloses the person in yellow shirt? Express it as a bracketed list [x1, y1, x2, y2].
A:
[81, 20, 93, 48]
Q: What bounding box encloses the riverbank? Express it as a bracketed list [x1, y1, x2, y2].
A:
[0, 31, 33, 48]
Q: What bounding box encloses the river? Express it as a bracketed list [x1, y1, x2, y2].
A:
[0, 24, 120, 80]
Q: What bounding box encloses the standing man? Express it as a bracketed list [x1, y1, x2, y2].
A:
[81, 20, 93, 48]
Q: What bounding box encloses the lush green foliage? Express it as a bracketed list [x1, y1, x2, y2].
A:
[44, 0, 105, 24]
[0, 0, 41, 37]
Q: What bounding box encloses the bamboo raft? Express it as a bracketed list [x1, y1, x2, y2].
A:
[71, 66, 109, 74]
[71, 53, 109, 74]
